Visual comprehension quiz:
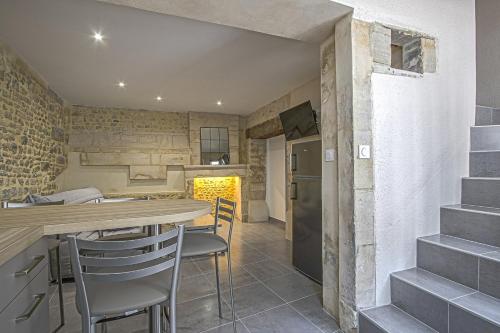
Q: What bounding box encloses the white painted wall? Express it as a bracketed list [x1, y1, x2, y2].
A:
[476, 0, 500, 108]
[266, 135, 286, 222]
[334, 0, 476, 304]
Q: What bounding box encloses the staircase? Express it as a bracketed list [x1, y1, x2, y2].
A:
[359, 106, 500, 333]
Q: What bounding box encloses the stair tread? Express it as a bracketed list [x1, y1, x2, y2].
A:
[451, 292, 500, 326]
[361, 305, 437, 333]
[418, 234, 499, 256]
[442, 204, 500, 216]
[392, 268, 475, 301]
[481, 250, 500, 261]
[463, 176, 500, 180]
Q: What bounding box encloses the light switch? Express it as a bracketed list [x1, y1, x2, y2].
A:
[325, 149, 335, 162]
[358, 145, 371, 159]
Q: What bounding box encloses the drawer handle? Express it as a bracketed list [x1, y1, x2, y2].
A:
[15, 293, 45, 323]
[15, 255, 45, 277]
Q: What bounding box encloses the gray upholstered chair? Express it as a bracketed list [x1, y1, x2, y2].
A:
[67, 225, 185, 333]
[1, 200, 66, 332]
[181, 197, 237, 332]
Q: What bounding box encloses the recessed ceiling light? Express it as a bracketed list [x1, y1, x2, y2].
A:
[117, 81, 126, 88]
[217, 100, 222, 106]
[156, 96, 163, 102]
[93, 32, 104, 42]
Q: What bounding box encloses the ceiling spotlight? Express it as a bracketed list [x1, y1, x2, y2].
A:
[117, 81, 126, 88]
[216, 100, 222, 106]
[156, 96, 163, 102]
[93, 32, 104, 42]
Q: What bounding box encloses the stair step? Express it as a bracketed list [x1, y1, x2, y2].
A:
[391, 268, 475, 332]
[470, 151, 500, 177]
[470, 125, 500, 151]
[479, 251, 500, 299]
[417, 234, 499, 290]
[449, 292, 500, 333]
[476, 105, 500, 126]
[462, 177, 500, 208]
[441, 204, 500, 247]
[359, 305, 437, 333]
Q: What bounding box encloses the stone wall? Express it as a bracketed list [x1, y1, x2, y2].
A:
[188, 112, 240, 164]
[0, 43, 67, 201]
[193, 176, 241, 216]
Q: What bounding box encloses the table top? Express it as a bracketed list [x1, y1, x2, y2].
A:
[0, 199, 211, 265]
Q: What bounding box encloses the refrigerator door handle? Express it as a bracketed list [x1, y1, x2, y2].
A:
[291, 153, 297, 172]
[290, 182, 298, 200]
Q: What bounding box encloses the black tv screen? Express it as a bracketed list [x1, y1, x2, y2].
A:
[279, 101, 319, 141]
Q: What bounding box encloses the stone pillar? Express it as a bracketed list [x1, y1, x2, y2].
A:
[320, 32, 340, 320]
[335, 15, 376, 333]
[246, 138, 269, 222]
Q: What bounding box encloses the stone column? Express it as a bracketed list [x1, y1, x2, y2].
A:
[320, 32, 340, 320]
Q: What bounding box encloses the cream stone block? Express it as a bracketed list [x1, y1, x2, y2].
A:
[80, 152, 151, 166]
[159, 153, 190, 165]
[129, 165, 167, 180]
[172, 135, 189, 148]
[248, 199, 269, 222]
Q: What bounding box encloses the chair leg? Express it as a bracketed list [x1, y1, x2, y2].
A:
[56, 246, 65, 329]
[214, 253, 223, 318]
[227, 249, 237, 333]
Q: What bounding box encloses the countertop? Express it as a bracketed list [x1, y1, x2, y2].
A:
[0, 199, 211, 266]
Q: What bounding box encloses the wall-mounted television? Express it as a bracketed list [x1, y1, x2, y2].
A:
[279, 101, 319, 141]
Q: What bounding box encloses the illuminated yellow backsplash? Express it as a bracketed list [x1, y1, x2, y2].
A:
[193, 176, 241, 218]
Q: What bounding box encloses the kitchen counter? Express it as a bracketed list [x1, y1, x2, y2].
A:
[0, 199, 210, 266]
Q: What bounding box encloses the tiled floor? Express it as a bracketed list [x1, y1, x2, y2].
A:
[49, 219, 340, 333]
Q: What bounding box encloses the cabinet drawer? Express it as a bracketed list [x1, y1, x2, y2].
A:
[0, 265, 49, 333]
[0, 238, 48, 313]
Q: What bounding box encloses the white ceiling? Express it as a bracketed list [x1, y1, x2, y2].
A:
[0, 0, 325, 115]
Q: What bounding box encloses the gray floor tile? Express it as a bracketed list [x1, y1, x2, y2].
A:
[360, 305, 437, 333]
[242, 259, 292, 281]
[177, 294, 234, 333]
[289, 294, 340, 333]
[203, 321, 250, 333]
[179, 273, 217, 303]
[263, 272, 321, 302]
[224, 282, 285, 319]
[241, 305, 322, 333]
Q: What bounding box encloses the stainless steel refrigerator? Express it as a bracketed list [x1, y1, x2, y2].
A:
[291, 140, 322, 283]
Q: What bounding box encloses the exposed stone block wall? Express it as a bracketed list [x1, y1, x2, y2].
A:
[193, 176, 241, 216]
[188, 112, 240, 165]
[0, 43, 67, 201]
[69, 105, 190, 155]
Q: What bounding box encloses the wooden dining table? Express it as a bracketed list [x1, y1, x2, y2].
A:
[0, 199, 212, 333]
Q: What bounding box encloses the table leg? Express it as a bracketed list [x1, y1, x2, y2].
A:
[148, 224, 161, 333]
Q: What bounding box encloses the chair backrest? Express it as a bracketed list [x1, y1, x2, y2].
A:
[1, 200, 64, 208]
[213, 197, 237, 245]
[67, 225, 185, 318]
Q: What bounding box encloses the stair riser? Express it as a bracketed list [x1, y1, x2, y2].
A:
[391, 276, 448, 333]
[441, 208, 500, 247]
[417, 240, 478, 289]
[476, 106, 500, 126]
[470, 152, 500, 177]
[449, 304, 499, 333]
[471, 126, 500, 151]
[462, 178, 500, 208]
[479, 257, 500, 299]
[359, 314, 386, 333]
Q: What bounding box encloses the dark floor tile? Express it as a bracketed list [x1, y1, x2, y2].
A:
[177, 294, 233, 333]
[179, 273, 217, 303]
[242, 259, 292, 281]
[181, 259, 204, 278]
[203, 321, 250, 333]
[241, 305, 322, 333]
[263, 272, 321, 302]
[224, 282, 284, 319]
[289, 294, 340, 333]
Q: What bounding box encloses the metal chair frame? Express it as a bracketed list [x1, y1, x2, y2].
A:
[183, 197, 237, 332]
[68, 225, 184, 333]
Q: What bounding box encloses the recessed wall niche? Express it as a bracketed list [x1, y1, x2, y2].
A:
[372, 23, 437, 76]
